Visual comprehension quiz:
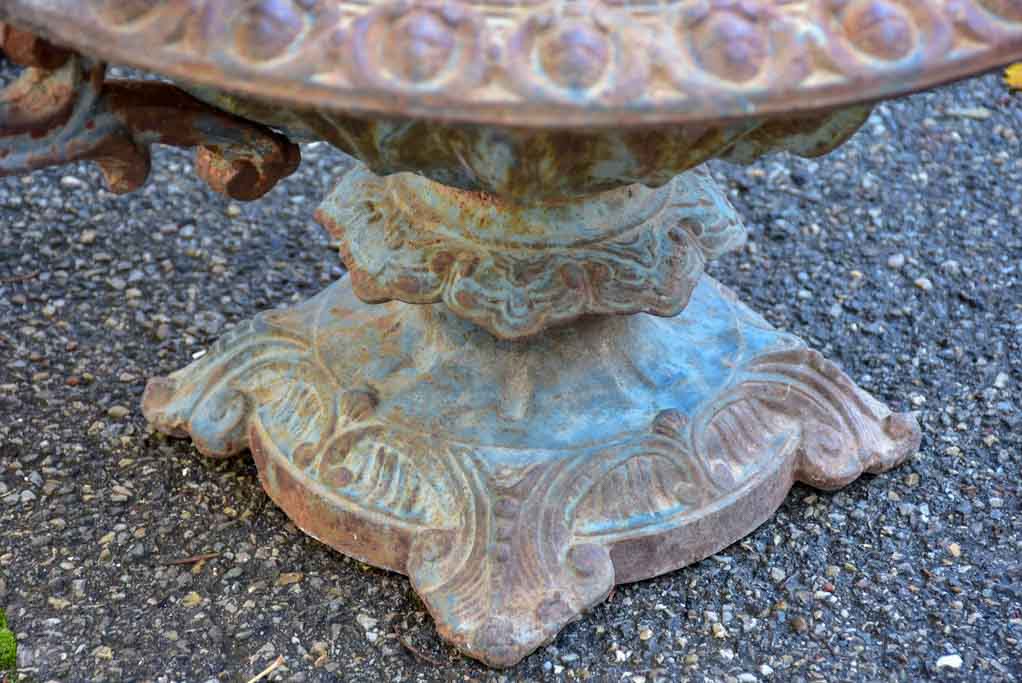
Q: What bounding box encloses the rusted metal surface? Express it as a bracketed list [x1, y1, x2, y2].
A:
[1, 0, 1020, 127]
[143, 267, 920, 667]
[0, 22, 69, 69]
[0, 33, 300, 199]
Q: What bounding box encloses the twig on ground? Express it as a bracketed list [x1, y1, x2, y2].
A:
[399, 632, 443, 667]
[160, 552, 220, 566]
[245, 655, 285, 683]
[215, 518, 242, 532]
[776, 186, 823, 204]
[0, 270, 39, 284]
[253, 493, 270, 522]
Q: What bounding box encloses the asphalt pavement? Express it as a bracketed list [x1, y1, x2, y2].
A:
[0, 65, 1020, 682]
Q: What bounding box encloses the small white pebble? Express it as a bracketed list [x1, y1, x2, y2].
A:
[914, 277, 933, 292]
[887, 253, 906, 269]
[936, 654, 963, 670]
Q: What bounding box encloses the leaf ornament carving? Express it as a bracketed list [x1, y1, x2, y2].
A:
[142, 294, 453, 531]
[693, 348, 921, 491]
[408, 455, 618, 668]
[143, 313, 325, 458]
[316, 164, 747, 339]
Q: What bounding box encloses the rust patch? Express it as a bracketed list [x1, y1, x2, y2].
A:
[250, 426, 413, 575]
[1, 23, 69, 69]
[0, 59, 77, 136]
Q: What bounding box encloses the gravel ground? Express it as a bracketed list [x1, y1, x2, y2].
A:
[1, 63, 1020, 683]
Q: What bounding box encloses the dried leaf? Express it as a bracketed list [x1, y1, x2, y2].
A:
[276, 572, 304, 586]
[1006, 63, 1022, 91]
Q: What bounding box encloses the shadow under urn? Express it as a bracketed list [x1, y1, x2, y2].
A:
[5, 0, 1018, 666]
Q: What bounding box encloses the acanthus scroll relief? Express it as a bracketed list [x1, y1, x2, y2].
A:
[143, 273, 920, 667]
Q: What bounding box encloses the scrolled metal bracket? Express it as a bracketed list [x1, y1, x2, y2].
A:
[0, 24, 300, 200]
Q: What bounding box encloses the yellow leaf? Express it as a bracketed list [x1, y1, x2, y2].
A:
[1006, 63, 1022, 91]
[180, 591, 202, 607]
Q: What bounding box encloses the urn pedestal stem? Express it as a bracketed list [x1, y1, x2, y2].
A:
[143, 161, 920, 667]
